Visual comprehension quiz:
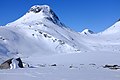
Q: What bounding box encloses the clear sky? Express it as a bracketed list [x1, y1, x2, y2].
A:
[0, 0, 120, 32]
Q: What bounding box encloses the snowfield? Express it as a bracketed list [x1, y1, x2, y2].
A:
[1, 51, 120, 80]
[0, 5, 120, 80]
[1, 65, 120, 80]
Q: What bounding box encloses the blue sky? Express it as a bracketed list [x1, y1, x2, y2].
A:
[0, 0, 120, 32]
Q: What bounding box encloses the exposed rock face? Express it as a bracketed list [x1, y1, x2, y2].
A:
[103, 64, 120, 70]
[28, 5, 60, 24]
[0, 58, 23, 69]
[118, 18, 120, 21]
[81, 29, 94, 35]
[0, 58, 12, 69]
[16, 58, 23, 68]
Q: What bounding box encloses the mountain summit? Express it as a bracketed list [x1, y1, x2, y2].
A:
[28, 5, 59, 22]
[117, 18, 120, 22]
[81, 29, 94, 35]
[28, 5, 50, 13]
[8, 5, 61, 26]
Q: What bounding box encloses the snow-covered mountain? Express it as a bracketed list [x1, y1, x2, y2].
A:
[0, 5, 120, 66]
[81, 29, 94, 35]
[101, 19, 120, 34]
[1, 5, 120, 80]
[0, 5, 85, 63]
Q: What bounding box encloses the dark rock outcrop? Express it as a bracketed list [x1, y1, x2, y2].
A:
[0, 57, 23, 69]
[16, 58, 23, 68]
[0, 58, 12, 69]
[118, 18, 120, 21]
[103, 64, 120, 70]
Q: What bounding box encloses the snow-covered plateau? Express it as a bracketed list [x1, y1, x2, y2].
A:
[0, 5, 120, 80]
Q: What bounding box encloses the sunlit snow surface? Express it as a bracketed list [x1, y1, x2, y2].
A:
[1, 65, 120, 80]
[1, 51, 120, 80]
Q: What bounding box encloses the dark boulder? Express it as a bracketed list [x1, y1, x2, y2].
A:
[0, 57, 23, 69]
[0, 58, 12, 69]
[16, 58, 23, 68]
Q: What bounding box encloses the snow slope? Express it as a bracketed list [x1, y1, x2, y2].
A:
[0, 5, 83, 63]
[101, 20, 120, 34]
